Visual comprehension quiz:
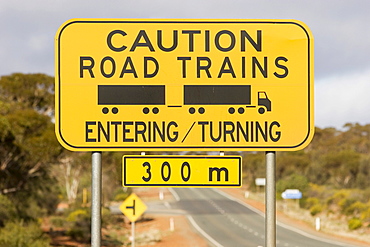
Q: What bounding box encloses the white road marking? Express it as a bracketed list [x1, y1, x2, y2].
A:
[187, 215, 224, 247]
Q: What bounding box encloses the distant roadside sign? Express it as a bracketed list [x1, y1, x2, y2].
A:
[281, 189, 302, 199]
[119, 193, 147, 222]
[122, 155, 241, 187]
[255, 178, 266, 186]
[55, 19, 314, 151]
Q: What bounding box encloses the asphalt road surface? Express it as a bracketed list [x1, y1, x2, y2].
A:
[169, 188, 364, 247]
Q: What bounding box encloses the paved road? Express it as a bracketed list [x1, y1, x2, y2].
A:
[170, 188, 364, 247]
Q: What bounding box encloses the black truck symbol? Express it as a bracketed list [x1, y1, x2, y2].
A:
[98, 85, 271, 115]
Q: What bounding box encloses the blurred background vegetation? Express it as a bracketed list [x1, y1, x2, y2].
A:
[1, 73, 370, 245]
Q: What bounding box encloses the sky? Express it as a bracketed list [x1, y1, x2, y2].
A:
[0, 0, 369, 130]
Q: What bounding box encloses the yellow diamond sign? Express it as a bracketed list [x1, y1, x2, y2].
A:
[55, 19, 314, 151]
[119, 193, 147, 222]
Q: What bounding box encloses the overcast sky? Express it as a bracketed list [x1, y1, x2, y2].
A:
[1, 0, 369, 129]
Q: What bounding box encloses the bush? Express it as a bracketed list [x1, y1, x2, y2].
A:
[277, 174, 309, 193]
[302, 197, 320, 210]
[339, 198, 357, 214]
[113, 192, 130, 202]
[360, 206, 370, 221]
[0, 221, 50, 247]
[66, 209, 90, 242]
[50, 216, 66, 228]
[102, 207, 113, 228]
[326, 190, 349, 205]
[310, 204, 323, 216]
[306, 183, 326, 198]
[344, 201, 366, 216]
[66, 209, 89, 222]
[0, 194, 17, 226]
[348, 218, 362, 230]
[111, 187, 132, 202]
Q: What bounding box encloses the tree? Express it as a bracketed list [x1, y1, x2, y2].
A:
[322, 150, 360, 188]
[276, 174, 309, 194]
[0, 73, 62, 218]
[242, 152, 265, 189]
[276, 151, 310, 179]
[0, 73, 54, 116]
[52, 152, 91, 205]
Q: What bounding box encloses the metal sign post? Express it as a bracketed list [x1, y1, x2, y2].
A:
[91, 151, 102, 247]
[265, 151, 276, 247]
[131, 221, 136, 247]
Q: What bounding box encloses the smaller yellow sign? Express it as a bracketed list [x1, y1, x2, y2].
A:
[122, 155, 242, 187]
[119, 193, 147, 222]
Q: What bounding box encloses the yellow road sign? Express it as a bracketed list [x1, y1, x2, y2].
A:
[55, 19, 314, 151]
[119, 193, 147, 222]
[123, 155, 241, 187]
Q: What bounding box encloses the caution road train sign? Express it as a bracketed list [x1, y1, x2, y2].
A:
[55, 19, 314, 151]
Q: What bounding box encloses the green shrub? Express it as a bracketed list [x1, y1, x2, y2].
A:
[112, 187, 132, 201]
[50, 216, 66, 228]
[306, 183, 326, 198]
[276, 174, 309, 194]
[303, 197, 320, 210]
[348, 218, 362, 230]
[339, 198, 356, 213]
[113, 192, 130, 202]
[344, 201, 366, 216]
[66, 209, 90, 242]
[0, 194, 17, 226]
[360, 206, 370, 221]
[102, 207, 113, 228]
[0, 221, 50, 247]
[326, 190, 349, 205]
[310, 204, 323, 216]
[67, 209, 89, 222]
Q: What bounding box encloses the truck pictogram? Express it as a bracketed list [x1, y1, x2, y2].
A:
[98, 85, 271, 115]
